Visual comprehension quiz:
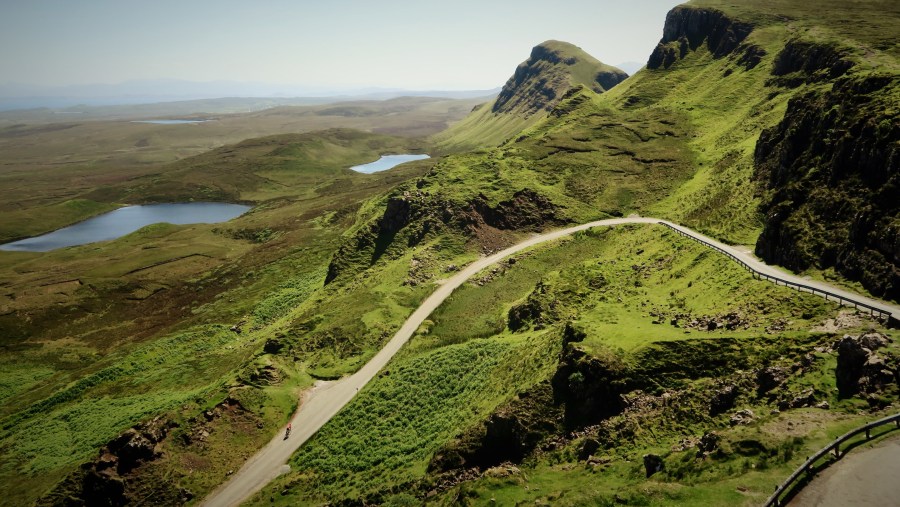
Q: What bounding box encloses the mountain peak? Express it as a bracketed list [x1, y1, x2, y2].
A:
[493, 40, 628, 115]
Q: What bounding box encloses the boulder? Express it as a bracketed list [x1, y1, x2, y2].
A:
[643, 454, 665, 477]
[709, 385, 738, 415]
[836, 333, 896, 397]
[859, 355, 896, 393]
[578, 438, 601, 461]
[756, 366, 789, 396]
[263, 338, 284, 354]
[729, 408, 755, 426]
[697, 432, 720, 457]
[859, 332, 891, 350]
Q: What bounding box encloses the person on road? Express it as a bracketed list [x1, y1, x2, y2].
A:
[284, 422, 292, 440]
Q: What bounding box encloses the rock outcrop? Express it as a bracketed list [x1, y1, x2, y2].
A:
[38, 417, 181, 507]
[427, 382, 561, 473]
[647, 6, 753, 69]
[39, 398, 256, 507]
[643, 454, 665, 477]
[551, 347, 628, 428]
[325, 188, 566, 284]
[835, 332, 897, 397]
[493, 40, 627, 116]
[769, 40, 854, 86]
[754, 74, 900, 301]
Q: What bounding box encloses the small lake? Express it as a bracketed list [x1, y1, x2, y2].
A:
[350, 154, 430, 174]
[131, 119, 213, 125]
[0, 202, 250, 252]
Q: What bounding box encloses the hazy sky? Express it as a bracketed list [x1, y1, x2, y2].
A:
[1, 0, 683, 90]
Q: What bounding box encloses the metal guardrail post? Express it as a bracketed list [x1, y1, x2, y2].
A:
[654, 222, 893, 323]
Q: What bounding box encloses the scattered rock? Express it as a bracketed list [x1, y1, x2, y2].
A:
[779, 388, 816, 410]
[672, 436, 698, 452]
[765, 318, 788, 334]
[811, 310, 865, 332]
[587, 454, 613, 465]
[697, 432, 720, 457]
[730, 409, 755, 426]
[483, 463, 521, 479]
[756, 366, 789, 396]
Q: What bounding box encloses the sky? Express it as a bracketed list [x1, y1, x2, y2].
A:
[0, 0, 683, 93]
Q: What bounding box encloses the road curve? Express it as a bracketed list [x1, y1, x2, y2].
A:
[200, 217, 900, 507]
[788, 434, 900, 506]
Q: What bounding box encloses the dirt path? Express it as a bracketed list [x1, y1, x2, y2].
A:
[200, 217, 900, 507]
[789, 434, 900, 506]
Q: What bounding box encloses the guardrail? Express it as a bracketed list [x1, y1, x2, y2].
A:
[763, 412, 900, 506]
[656, 222, 894, 322]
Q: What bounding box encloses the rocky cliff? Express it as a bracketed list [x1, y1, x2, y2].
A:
[324, 187, 567, 284]
[492, 40, 627, 116]
[647, 6, 754, 69]
[754, 73, 899, 301]
[434, 40, 628, 151]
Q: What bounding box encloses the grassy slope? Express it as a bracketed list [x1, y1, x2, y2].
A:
[253, 224, 894, 506]
[433, 41, 627, 153]
[249, 1, 900, 505]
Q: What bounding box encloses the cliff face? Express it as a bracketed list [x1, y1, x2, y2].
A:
[647, 6, 754, 69]
[493, 40, 628, 116]
[324, 188, 567, 284]
[768, 40, 855, 86]
[754, 74, 900, 301]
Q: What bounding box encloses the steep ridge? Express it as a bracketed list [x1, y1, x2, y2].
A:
[647, 5, 754, 70]
[493, 40, 628, 115]
[434, 40, 627, 151]
[598, 0, 900, 298]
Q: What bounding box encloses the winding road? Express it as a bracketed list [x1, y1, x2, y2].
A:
[789, 434, 900, 506]
[200, 217, 900, 507]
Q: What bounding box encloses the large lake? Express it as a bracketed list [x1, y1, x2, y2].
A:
[0, 202, 250, 252]
[350, 154, 430, 174]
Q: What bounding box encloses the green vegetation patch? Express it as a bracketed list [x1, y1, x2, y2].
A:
[272, 335, 556, 504]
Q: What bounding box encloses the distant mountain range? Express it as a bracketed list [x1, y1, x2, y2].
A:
[0, 79, 501, 111]
[614, 61, 645, 75]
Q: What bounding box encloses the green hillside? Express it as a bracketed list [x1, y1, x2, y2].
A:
[434, 40, 628, 152]
[0, 0, 897, 505]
